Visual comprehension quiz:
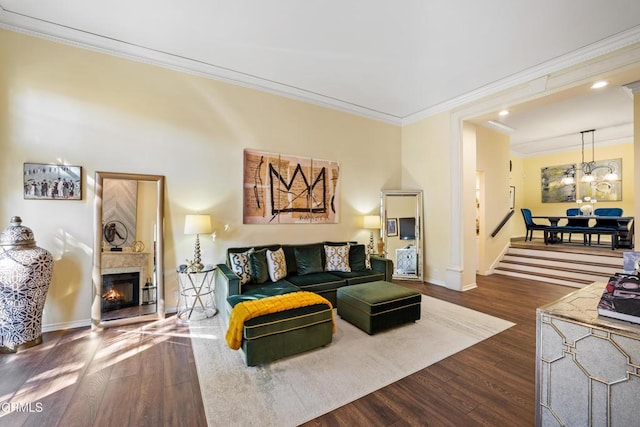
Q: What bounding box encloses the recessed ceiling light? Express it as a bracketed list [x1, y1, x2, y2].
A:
[591, 81, 608, 89]
[498, 110, 509, 116]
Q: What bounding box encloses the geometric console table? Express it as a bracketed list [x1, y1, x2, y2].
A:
[536, 282, 640, 426]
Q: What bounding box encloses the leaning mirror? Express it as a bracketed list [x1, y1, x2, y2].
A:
[380, 190, 424, 282]
[92, 171, 165, 328]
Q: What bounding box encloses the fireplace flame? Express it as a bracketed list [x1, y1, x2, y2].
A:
[102, 288, 124, 302]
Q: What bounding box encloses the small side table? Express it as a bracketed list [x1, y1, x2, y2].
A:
[396, 247, 417, 275]
[176, 265, 217, 321]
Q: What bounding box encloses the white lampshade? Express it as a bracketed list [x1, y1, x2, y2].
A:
[363, 215, 381, 229]
[184, 214, 212, 235]
[604, 171, 618, 181]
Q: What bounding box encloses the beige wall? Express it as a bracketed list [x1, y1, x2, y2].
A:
[522, 143, 634, 218]
[400, 112, 451, 286]
[635, 91, 640, 247]
[475, 126, 511, 274]
[0, 30, 401, 329]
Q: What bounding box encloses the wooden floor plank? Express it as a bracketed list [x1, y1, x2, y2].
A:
[0, 330, 66, 397]
[93, 375, 137, 427]
[57, 361, 114, 427]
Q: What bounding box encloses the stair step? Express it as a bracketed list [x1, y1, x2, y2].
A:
[507, 247, 622, 265]
[500, 257, 619, 275]
[492, 269, 589, 288]
[509, 242, 623, 259]
[496, 261, 611, 282]
[502, 253, 619, 268]
[493, 241, 626, 289]
[499, 259, 614, 276]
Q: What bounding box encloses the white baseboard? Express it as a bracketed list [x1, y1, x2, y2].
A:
[41, 306, 179, 332]
[42, 319, 91, 333]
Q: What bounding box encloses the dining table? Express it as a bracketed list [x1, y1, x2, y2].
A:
[531, 215, 634, 248]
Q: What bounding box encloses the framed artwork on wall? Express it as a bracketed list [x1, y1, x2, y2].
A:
[509, 186, 515, 210]
[578, 158, 622, 201]
[23, 163, 82, 200]
[541, 163, 576, 203]
[242, 149, 340, 224]
[387, 218, 398, 237]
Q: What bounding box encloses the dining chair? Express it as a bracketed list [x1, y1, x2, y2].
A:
[521, 208, 548, 241]
[564, 208, 589, 243]
[593, 208, 623, 245]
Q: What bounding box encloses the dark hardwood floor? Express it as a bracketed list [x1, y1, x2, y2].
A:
[0, 274, 573, 426]
[303, 274, 572, 427]
[0, 318, 207, 426]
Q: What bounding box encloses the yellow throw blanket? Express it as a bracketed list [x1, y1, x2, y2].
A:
[225, 291, 334, 350]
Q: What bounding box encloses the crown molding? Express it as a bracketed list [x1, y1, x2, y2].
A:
[1, 5, 639, 127]
[512, 136, 634, 158]
[625, 80, 640, 94]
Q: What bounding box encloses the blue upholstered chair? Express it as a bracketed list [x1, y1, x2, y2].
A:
[564, 208, 589, 243]
[521, 208, 548, 241]
[593, 208, 623, 245]
[594, 208, 623, 218]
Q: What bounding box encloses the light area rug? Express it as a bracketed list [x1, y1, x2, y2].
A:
[189, 295, 515, 427]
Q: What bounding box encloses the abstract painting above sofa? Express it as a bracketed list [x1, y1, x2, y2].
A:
[242, 149, 340, 224]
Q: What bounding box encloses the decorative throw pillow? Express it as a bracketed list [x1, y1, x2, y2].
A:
[266, 247, 287, 282]
[294, 245, 323, 275]
[228, 250, 252, 285]
[324, 245, 351, 272]
[348, 244, 367, 271]
[249, 248, 270, 284]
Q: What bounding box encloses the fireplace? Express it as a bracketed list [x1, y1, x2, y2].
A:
[101, 271, 140, 312]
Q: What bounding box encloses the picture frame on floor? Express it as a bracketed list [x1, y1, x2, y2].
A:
[23, 163, 82, 200]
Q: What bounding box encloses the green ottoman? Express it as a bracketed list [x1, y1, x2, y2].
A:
[337, 281, 421, 335]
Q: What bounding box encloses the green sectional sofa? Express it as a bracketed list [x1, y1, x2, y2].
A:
[214, 242, 393, 365]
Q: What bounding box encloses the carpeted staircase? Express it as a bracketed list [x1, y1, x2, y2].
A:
[493, 242, 623, 288]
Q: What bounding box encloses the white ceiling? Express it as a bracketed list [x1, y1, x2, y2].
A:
[1, 1, 640, 156]
[496, 84, 635, 157]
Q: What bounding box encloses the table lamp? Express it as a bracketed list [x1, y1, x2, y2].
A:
[184, 214, 212, 272]
[364, 215, 381, 254]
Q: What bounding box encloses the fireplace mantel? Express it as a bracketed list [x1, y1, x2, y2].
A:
[102, 252, 151, 291]
[102, 252, 151, 270]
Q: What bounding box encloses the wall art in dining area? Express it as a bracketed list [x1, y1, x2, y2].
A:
[243, 149, 340, 224]
[23, 163, 82, 200]
[541, 163, 576, 203]
[578, 158, 622, 201]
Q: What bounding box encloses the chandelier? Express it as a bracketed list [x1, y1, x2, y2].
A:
[579, 129, 618, 182]
[561, 130, 618, 185]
